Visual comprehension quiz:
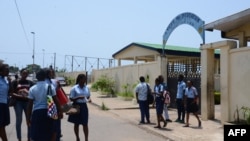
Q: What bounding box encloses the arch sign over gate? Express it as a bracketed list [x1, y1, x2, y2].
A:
[162, 12, 205, 55]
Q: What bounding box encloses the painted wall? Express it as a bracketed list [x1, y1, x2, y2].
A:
[229, 47, 250, 121]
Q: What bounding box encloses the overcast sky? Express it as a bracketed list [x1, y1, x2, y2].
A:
[0, 0, 249, 71]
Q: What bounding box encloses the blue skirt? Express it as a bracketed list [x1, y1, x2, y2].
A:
[0, 103, 10, 127]
[186, 98, 199, 113]
[68, 103, 88, 125]
[155, 97, 164, 115]
[30, 109, 55, 141]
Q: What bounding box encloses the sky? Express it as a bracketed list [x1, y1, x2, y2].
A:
[0, 0, 249, 72]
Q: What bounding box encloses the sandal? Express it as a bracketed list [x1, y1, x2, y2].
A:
[163, 121, 167, 127]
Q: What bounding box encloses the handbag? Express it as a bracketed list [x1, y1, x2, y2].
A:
[8, 96, 16, 107]
[64, 103, 80, 115]
[47, 85, 58, 120]
[56, 87, 69, 106]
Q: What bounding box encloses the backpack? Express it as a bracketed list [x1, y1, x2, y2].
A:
[146, 84, 154, 105]
[163, 90, 171, 104]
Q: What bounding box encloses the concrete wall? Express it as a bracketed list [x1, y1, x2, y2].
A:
[229, 47, 250, 121]
[201, 40, 250, 123]
[92, 61, 160, 93]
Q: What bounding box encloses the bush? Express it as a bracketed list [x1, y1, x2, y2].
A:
[214, 91, 220, 105]
[91, 75, 115, 95]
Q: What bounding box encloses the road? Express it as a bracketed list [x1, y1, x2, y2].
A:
[6, 103, 171, 141]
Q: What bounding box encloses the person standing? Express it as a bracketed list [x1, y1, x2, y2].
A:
[152, 77, 166, 128]
[175, 74, 186, 123]
[158, 75, 172, 122]
[45, 68, 62, 141]
[0, 64, 11, 141]
[11, 69, 34, 141]
[183, 80, 201, 127]
[135, 76, 151, 124]
[68, 74, 91, 141]
[27, 69, 63, 141]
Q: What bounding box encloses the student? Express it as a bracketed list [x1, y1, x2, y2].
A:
[183, 80, 201, 128]
[68, 74, 91, 141]
[175, 74, 186, 123]
[158, 75, 172, 122]
[11, 69, 34, 141]
[0, 64, 11, 141]
[152, 77, 166, 128]
[45, 68, 62, 141]
[27, 69, 63, 141]
[135, 76, 151, 124]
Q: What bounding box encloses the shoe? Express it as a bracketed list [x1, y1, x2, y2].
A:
[183, 124, 189, 127]
[175, 119, 180, 122]
[198, 121, 202, 127]
[154, 126, 161, 128]
[163, 121, 167, 127]
[180, 120, 185, 124]
[139, 121, 145, 124]
[166, 119, 172, 122]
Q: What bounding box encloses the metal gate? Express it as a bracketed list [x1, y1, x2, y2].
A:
[167, 58, 201, 111]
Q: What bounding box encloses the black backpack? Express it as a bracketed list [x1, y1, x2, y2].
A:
[146, 84, 154, 105]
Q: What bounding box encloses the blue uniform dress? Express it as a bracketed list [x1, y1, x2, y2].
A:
[185, 86, 198, 113]
[28, 81, 57, 141]
[0, 76, 10, 127]
[68, 84, 90, 125]
[154, 84, 164, 115]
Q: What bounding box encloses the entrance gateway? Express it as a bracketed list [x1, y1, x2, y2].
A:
[162, 12, 205, 109]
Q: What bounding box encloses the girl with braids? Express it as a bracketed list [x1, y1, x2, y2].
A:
[67, 74, 91, 141]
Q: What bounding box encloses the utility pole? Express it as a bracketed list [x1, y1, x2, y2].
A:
[31, 32, 35, 80]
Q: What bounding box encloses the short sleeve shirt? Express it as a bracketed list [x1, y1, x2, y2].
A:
[176, 81, 186, 99]
[69, 84, 90, 103]
[28, 81, 56, 111]
[135, 82, 148, 101]
[0, 76, 9, 104]
[185, 86, 198, 98]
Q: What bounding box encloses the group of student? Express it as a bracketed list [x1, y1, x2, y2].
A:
[135, 74, 202, 129]
[0, 63, 91, 141]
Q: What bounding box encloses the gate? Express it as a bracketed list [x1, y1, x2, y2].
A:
[167, 58, 201, 111]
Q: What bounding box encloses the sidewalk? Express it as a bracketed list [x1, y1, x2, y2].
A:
[88, 89, 224, 141]
[6, 86, 224, 141]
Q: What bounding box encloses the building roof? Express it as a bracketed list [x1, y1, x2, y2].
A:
[204, 8, 250, 40]
[112, 42, 220, 60]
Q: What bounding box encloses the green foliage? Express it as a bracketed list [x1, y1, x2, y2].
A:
[214, 91, 220, 105]
[117, 83, 137, 98]
[234, 105, 250, 125]
[101, 102, 109, 110]
[65, 76, 75, 86]
[240, 106, 250, 125]
[91, 75, 115, 95]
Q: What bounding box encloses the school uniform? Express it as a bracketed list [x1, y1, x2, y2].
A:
[68, 84, 90, 125]
[28, 81, 57, 141]
[0, 76, 10, 127]
[185, 86, 199, 113]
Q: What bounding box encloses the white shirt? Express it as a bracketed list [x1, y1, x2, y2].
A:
[135, 82, 148, 101]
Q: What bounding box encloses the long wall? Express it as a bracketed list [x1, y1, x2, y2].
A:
[91, 61, 160, 93]
[229, 46, 250, 121]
